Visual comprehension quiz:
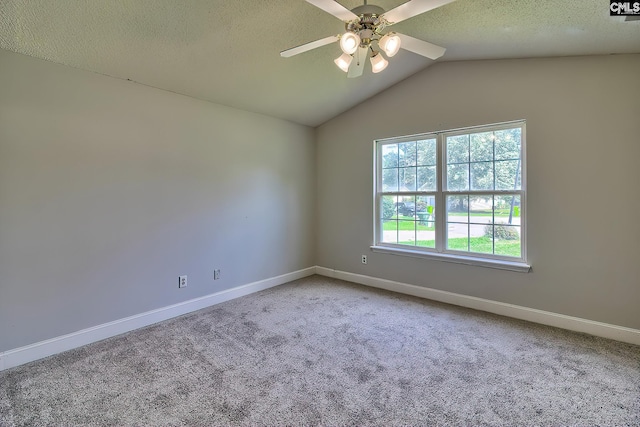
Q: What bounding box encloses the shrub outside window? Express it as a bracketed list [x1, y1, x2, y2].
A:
[375, 121, 526, 266]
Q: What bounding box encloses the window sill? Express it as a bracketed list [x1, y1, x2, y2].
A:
[370, 245, 531, 273]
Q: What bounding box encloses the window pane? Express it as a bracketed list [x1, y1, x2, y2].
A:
[398, 220, 416, 245]
[447, 223, 469, 252]
[469, 196, 492, 224]
[470, 132, 494, 162]
[399, 167, 417, 192]
[417, 222, 435, 248]
[446, 135, 469, 163]
[398, 142, 417, 167]
[382, 219, 398, 244]
[494, 195, 521, 225]
[417, 166, 436, 191]
[447, 195, 468, 223]
[470, 224, 493, 254]
[447, 163, 469, 191]
[484, 224, 494, 250]
[382, 168, 398, 192]
[470, 162, 494, 191]
[396, 195, 416, 219]
[416, 196, 435, 221]
[416, 196, 435, 248]
[495, 160, 520, 190]
[495, 128, 521, 161]
[417, 139, 437, 166]
[382, 144, 399, 168]
[381, 195, 397, 220]
[494, 225, 521, 257]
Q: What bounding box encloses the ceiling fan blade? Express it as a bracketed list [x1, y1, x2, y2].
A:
[397, 33, 446, 60]
[306, 0, 358, 21]
[347, 46, 368, 78]
[382, 0, 456, 24]
[280, 35, 339, 57]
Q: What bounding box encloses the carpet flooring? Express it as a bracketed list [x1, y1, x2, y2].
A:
[1, 275, 639, 426]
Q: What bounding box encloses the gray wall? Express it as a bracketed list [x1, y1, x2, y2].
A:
[2, 50, 639, 353]
[0, 50, 316, 351]
[317, 54, 640, 330]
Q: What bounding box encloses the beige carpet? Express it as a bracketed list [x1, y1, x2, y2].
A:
[1, 275, 639, 426]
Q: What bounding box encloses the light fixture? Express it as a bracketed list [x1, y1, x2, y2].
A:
[369, 51, 388, 73]
[281, 1, 451, 79]
[334, 53, 353, 73]
[340, 32, 361, 55]
[378, 32, 401, 57]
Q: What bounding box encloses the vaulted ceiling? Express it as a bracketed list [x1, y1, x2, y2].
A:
[1, 0, 639, 127]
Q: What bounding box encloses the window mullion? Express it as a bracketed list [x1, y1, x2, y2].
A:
[435, 134, 445, 253]
[375, 144, 382, 245]
[467, 134, 471, 192]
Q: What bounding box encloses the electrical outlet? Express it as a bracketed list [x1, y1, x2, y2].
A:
[178, 275, 187, 288]
[361, 255, 367, 264]
[214, 269, 220, 280]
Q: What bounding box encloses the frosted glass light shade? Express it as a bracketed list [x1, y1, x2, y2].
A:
[340, 32, 361, 55]
[379, 33, 401, 57]
[334, 53, 353, 72]
[370, 52, 388, 73]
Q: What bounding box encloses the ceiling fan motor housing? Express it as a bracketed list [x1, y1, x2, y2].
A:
[346, 4, 387, 48]
[350, 4, 385, 17]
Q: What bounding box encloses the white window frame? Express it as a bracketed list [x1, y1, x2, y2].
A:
[372, 120, 530, 272]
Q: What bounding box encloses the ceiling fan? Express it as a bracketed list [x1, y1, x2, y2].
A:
[281, 0, 456, 78]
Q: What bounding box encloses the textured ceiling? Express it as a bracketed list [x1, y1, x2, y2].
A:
[1, 0, 639, 127]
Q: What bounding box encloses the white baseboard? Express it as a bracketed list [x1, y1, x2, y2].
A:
[0, 267, 316, 371]
[315, 266, 640, 346]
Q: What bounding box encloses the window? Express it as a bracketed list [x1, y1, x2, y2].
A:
[374, 121, 528, 271]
